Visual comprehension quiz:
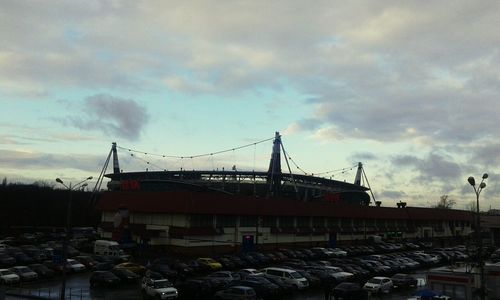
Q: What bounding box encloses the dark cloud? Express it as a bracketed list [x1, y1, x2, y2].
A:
[379, 190, 407, 200]
[68, 94, 149, 141]
[470, 143, 500, 167]
[391, 152, 461, 184]
[348, 152, 377, 162]
[0, 149, 103, 173]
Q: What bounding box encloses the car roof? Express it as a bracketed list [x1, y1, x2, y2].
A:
[230, 286, 254, 290]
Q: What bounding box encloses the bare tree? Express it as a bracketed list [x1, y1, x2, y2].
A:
[466, 201, 477, 212]
[434, 194, 456, 209]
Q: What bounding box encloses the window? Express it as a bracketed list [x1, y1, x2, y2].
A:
[340, 219, 352, 227]
[312, 217, 324, 227]
[353, 219, 363, 227]
[262, 216, 277, 227]
[240, 216, 257, 227]
[216, 215, 237, 227]
[297, 217, 310, 228]
[279, 216, 294, 228]
[327, 218, 338, 227]
[189, 214, 213, 227]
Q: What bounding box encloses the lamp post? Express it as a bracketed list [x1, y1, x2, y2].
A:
[55, 176, 92, 300]
[468, 173, 488, 300]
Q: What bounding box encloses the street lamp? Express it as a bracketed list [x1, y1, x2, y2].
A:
[468, 173, 488, 300]
[55, 176, 92, 300]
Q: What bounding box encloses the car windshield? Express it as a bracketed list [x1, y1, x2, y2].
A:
[290, 271, 303, 279]
[0, 270, 14, 275]
[154, 280, 173, 288]
[393, 274, 407, 279]
[368, 278, 382, 284]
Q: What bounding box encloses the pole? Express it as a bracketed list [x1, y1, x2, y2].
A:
[477, 190, 485, 300]
[55, 176, 91, 300]
[60, 183, 71, 300]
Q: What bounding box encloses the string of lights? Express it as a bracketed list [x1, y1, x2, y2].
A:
[119, 136, 358, 179]
[116, 136, 275, 159]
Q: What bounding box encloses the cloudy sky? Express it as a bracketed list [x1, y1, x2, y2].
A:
[1, 1, 499, 209]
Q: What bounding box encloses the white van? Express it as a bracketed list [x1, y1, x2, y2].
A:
[260, 267, 309, 290]
[93, 240, 124, 257]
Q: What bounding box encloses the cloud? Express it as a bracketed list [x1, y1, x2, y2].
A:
[391, 152, 462, 184]
[379, 190, 407, 200]
[0, 149, 103, 173]
[348, 152, 377, 162]
[67, 94, 149, 141]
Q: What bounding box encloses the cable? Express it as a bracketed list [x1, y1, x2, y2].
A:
[116, 136, 275, 159]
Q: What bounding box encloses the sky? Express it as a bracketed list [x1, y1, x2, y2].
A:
[1, 1, 500, 209]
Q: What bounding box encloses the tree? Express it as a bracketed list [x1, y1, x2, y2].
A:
[434, 194, 456, 209]
[1, 177, 6, 187]
[466, 201, 477, 212]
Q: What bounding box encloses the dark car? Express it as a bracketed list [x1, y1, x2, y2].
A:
[391, 273, 418, 288]
[217, 257, 236, 270]
[111, 268, 140, 283]
[230, 277, 280, 298]
[214, 286, 257, 300]
[295, 269, 321, 287]
[176, 278, 213, 300]
[170, 261, 194, 278]
[89, 271, 121, 287]
[0, 253, 16, 267]
[148, 263, 178, 279]
[74, 255, 98, 270]
[95, 262, 115, 271]
[332, 282, 367, 300]
[11, 252, 34, 265]
[263, 275, 294, 294]
[43, 260, 64, 274]
[29, 263, 55, 279]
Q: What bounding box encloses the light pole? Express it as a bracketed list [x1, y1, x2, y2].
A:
[55, 176, 92, 300]
[468, 173, 488, 300]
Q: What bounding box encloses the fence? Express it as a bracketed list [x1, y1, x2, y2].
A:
[5, 287, 106, 300]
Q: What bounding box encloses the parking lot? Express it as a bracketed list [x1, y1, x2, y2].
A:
[1, 233, 486, 300]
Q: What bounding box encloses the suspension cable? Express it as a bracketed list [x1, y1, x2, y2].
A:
[116, 136, 275, 159]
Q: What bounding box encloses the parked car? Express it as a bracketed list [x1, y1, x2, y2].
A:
[214, 286, 257, 300]
[9, 266, 38, 281]
[176, 279, 213, 299]
[66, 259, 86, 272]
[111, 268, 140, 283]
[148, 263, 178, 279]
[207, 271, 241, 284]
[391, 273, 418, 288]
[0, 268, 20, 284]
[237, 268, 263, 279]
[229, 277, 280, 298]
[89, 271, 121, 287]
[0, 253, 16, 267]
[74, 255, 98, 270]
[196, 258, 222, 271]
[169, 261, 194, 278]
[141, 277, 178, 299]
[28, 263, 55, 279]
[260, 267, 309, 290]
[332, 282, 368, 300]
[362, 276, 393, 294]
[114, 262, 146, 275]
